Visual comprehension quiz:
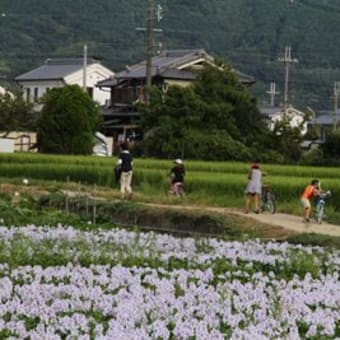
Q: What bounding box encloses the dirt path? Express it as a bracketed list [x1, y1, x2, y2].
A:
[14, 185, 340, 237]
[142, 203, 340, 237]
[233, 210, 340, 237]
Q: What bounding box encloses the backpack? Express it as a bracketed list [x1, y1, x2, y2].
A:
[114, 165, 122, 184]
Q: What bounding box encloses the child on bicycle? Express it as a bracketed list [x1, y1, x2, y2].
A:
[301, 179, 321, 223]
[169, 159, 185, 195]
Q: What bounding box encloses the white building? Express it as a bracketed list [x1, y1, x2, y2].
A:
[15, 58, 114, 106]
[260, 105, 308, 135]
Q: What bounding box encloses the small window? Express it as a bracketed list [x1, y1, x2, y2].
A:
[26, 88, 31, 102]
[46, 87, 50, 93]
[34, 87, 39, 101]
[87, 87, 93, 98]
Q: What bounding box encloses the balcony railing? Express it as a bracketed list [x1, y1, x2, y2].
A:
[111, 86, 144, 104]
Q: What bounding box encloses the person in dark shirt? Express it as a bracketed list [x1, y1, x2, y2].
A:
[116, 142, 133, 199]
[169, 159, 185, 195]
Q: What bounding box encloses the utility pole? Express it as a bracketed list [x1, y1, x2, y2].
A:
[334, 82, 339, 131]
[136, 1, 164, 104]
[278, 46, 298, 115]
[83, 44, 87, 91]
[266, 82, 279, 107]
[145, 0, 154, 104]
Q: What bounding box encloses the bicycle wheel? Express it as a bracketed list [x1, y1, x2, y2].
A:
[174, 183, 185, 197]
[265, 193, 276, 214]
[316, 204, 324, 224]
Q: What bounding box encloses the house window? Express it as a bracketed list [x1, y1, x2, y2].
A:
[34, 87, 39, 101]
[46, 87, 50, 93]
[26, 88, 31, 102]
[87, 87, 93, 98]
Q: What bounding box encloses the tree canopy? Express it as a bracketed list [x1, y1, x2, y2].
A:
[139, 65, 278, 161]
[1, 0, 340, 109]
[37, 85, 101, 155]
[0, 91, 34, 137]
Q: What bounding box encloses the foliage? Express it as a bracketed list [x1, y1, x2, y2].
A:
[0, 91, 34, 136]
[321, 129, 340, 163]
[287, 233, 340, 249]
[1, 0, 340, 109]
[36, 85, 101, 155]
[192, 65, 267, 146]
[3, 154, 340, 221]
[300, 148, 324, 166]
[271, 116, 305, 162]
[182, 129, 251, 161]
[140, 65, 272, 160]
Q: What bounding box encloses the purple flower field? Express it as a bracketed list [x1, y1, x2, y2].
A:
[0, 225, 339, 339]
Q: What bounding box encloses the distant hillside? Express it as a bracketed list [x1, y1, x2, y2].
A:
[1, 0, 340, 109]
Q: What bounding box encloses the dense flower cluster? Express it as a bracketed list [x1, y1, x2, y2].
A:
[0, 225, 339, 339]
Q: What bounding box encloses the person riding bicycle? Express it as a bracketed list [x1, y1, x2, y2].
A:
[169, 159, 185, 195]
[301, 179, 321, 223]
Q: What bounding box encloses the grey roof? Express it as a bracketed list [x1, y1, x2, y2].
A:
[259, 106, 283, 117]
[259, 105, 306, 118]
[311, 113, 340, 125]
[16, 58, 99, 81]
[116, 49, 209, 79]
[98, 49, 255, 87]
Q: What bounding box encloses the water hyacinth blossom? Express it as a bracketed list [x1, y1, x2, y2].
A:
[0, 224, 338, 338]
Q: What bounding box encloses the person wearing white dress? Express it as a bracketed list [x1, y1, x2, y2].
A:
[245, 162, 263, 213]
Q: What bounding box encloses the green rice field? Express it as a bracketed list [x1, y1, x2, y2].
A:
[0, 153, 339, 211]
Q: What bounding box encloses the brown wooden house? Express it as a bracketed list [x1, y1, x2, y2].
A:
[97, 49, 256, 149]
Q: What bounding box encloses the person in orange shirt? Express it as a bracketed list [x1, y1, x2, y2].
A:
[301, 179, 321, 223]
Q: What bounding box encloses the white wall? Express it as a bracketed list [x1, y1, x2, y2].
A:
[64, 64, 113, 105]
[20, 80, 64, 103]
[0, 139, 15, 153]
[18, 64, 113, 106]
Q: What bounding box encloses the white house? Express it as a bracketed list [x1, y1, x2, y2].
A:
[15, 58, 114, 106]
[260, 105, 308, 135]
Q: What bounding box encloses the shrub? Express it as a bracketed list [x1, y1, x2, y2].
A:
[37, 85, 101, 155]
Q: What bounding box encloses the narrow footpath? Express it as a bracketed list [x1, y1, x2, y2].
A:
[142, 203, 340, 237]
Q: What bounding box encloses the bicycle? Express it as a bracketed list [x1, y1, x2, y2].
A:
[169, 182, 185, 197]
[315, 190, 331, 224]
[260, 185, 276, 214]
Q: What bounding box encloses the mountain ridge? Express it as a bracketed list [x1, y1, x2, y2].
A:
[1, 0, 340, 109]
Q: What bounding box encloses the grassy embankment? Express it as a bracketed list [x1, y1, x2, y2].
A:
[0, 153, 340, 246]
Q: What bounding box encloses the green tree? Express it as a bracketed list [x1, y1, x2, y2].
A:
[193, 65, 266, 146]
[321, 129, 340, 163]
[37, 85, 101, 154]
[271, 116, 305, 162]
[0, 91, 34, 137]
[140, 64, 272, 160]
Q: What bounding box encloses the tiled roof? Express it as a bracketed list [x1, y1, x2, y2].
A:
[312, 113, 340, 125]
[16, 58, 99, 81]
[97, 49, 255, 87]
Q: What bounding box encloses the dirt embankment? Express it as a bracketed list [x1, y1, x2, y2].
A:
[142, 203, 340, 238]
[2, 183, 340, 238]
